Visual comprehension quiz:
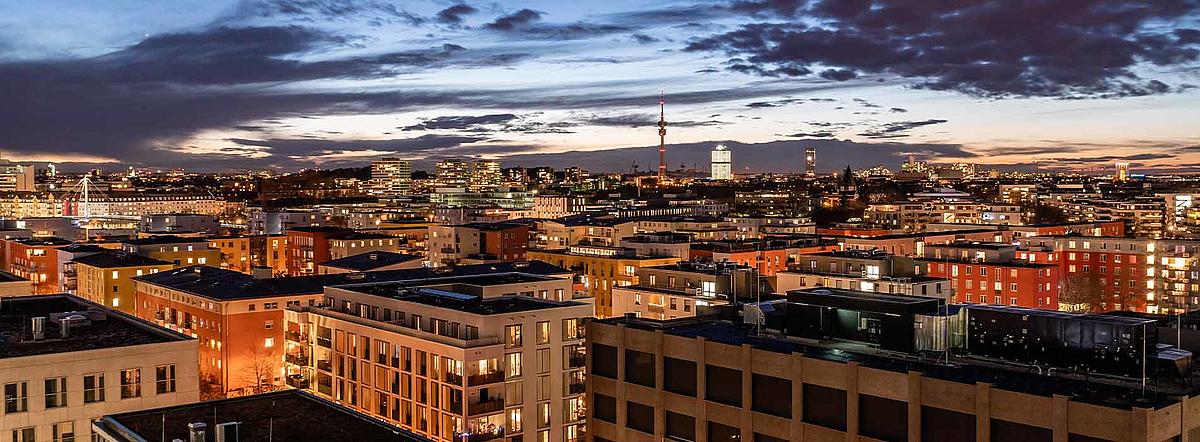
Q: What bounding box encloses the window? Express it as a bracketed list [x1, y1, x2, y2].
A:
[752, 374, 791, 418]
[860, 394, 908, 442]
[4, 382, 28, 413]
[156, 364, 177, 394]
[121, 368, 142, 398]
[44, 377, 67, 408]
[624, 350, 656, 388]
[626, 401, 655, 434]
[505, 324, 522, 348]
[664, 357, 697, 396]
[84, 373, 105, 403]
[52, 421, 75, 442]
[591, 344, 617, 379]
[593, 394, 617, 423]
[705, 365, 742, 407]
[666, 411, 696, 442]
[562, 318, 584, 340]
[536, 321, 550, 345]
[506, 352, 523, 378]
[803, 383, 847, 431]
[11, 428, 34, 442]
[264, 337, 275, 348]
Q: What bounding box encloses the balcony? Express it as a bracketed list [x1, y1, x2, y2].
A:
[285, 330, 305, 342]
[459, 429, 505, 442]
[566, 381, 585, 395]
[285, 375, 309, 389]
[316, 336, 331, 348]
[285, 354, 310, 366]
[467, 371, 505, 386]
[316, 360, 333, 372]
[467, 399, 505, 416]
[567, 354, 585, 369]
[444, 372, 463, 386]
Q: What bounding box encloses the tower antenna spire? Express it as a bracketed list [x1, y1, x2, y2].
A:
[657, 90, 667, 182]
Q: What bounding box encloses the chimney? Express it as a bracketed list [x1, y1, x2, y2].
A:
[188, 422, 206, 442]
[31, 317, 45, 340]
[60, 317, 73, 339]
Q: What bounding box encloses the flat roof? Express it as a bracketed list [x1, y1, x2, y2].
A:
[0, 270, 26, 283]
[347, 279, 585, 315]
[321, 251, 422, 271]
[121, 235, 209, 246]
[602, 316, 1187, 410]
[95, 390, 428, 442]
[136, 261, 571, 301]
[0, 295, 189, 359]
[73, 252, 171, 268]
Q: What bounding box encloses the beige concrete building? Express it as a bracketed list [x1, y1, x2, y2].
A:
[527, 245, 679, 318]
[284, 272, 593, 442]
[0, 295, 199, 442]
[588, 315, 1200, 442]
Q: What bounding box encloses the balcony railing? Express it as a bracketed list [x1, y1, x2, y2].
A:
[467, 371, 505, 386]
[444, 372, 463, 386]
[285, 354, 310, 366]
[285, 330, 305, 342]
[316, 336, 332, 348]
[567, 354, 585, 369]
[285, 375, 309, 389]
[467, 399, 505, 416]
[460, 429, 505, 442]
[316, 360, 333, 372]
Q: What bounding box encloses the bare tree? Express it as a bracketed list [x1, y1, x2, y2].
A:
[238, 343, 281, 396]
[199, 372, 225, 401]
[1059, 274, 1104, 312]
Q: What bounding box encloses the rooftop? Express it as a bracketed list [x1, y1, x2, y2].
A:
[346, 278, 585, 315]
[320, 251, 422, 271]
[9, 236, 72, 246]
[95, 390, 428, 442]
[73, 251, 172, 268]
[0, 295, 188, 359]
[121, 235, 209, 246]
[0, 270, 26, 283]
[601, 315, 1187, 410]
[136, 261, 571, 301]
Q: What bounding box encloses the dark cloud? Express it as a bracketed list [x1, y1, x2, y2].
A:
[486, 9, 543, 30]
[228, 134, 486, 156]
[686, 0, 1200, 98]
[859, 119, 949, 138]
[402, 114, 519, 132]
[888, 107, 907, 113]
[630, 34, 660, 44]
[436, 4, 478, 24]
[782, 131, 837, 138]
[576, 113, 722, 128]
[729, 0, 807, 17]
[235, 0, 425, 25]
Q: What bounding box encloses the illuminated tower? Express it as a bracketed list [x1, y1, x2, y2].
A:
[805, 147, 816, 177]
[710, 144, 732, 180]
[1115, 162, 1130, 182]
[657, 91, 667, 181]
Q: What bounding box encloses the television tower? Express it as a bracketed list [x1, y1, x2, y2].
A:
[657, 91, 667, 181]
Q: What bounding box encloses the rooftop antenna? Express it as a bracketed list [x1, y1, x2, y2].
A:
[657, 91, 667, 182]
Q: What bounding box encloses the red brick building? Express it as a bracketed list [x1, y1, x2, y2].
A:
[918, 258, 1060, 308]
[1, 237, 72, 294]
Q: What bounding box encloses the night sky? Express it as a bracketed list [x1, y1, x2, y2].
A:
[0, 0, 1198, 172]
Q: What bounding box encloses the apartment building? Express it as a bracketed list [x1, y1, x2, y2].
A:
[371, 157, 413, 197]
[94, 390, 429, 441]
[139, 213, 220, 234]
[134, 262, 573, 395]
[587, 297, 1200, 442]
[777, 250, 951, 300]
[285, 227, 402, 276]
[283, 273, 593, 441]
[1, 237, 72, 294]
[206, 234, 288, 275]
[62, 194, 226, 218]
[689, 240, 793, 277]
[839, 229, 1006, 257]
[531, 195, 587, 219]
[864, 201, 1022, 232]
[0, 295, 199, 442]
[610, 262, 750, 320]
[528, 245, 679, 318]
[118, 235, 220, 268]
[1018, 235, 1200, 313]
[428, 222, 530, 267]
[74, 252, 173, 313]
[55, 244, 110, 294]
[915, 243, 1060, 309]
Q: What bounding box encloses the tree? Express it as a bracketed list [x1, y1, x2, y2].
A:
[199, 373, 225, 401]
[1026, 203, 1069, 224]
[238, 343, 281, 396]
[1059, 274, 1103, 312]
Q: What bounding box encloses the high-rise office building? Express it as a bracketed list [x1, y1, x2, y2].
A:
[710, 144, 732, 180]
[804, 147, 816, 177]
[1115, 161, 1130, 182]
[436, 160, 471, 189]
[371, 158, 413, 197]
[469, 160, 503, 192]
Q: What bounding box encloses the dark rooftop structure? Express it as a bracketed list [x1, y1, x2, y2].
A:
[121, 235, 209, 246]
[0, 269, 26, 283]
[10, 236, 72, 246]
[343, 277, 587, 315]
[135, 260, 571, 301]
[458, 221, 528, 230]
[0, 295, 189, 359]
[93, 389, 429, 442]
[58, 243, 110, 254]
[73, 251, 171, 268]
[320, 251, 422, 271]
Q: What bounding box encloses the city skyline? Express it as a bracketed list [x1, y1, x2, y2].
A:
[0, 0, 1198, 172]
